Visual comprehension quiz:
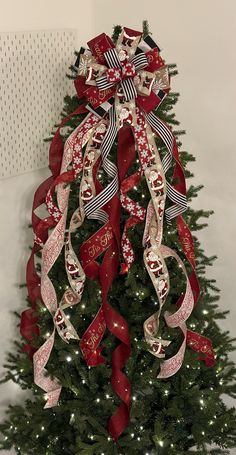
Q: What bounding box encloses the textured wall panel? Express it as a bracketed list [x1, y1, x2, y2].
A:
[0, 29, 77, 178]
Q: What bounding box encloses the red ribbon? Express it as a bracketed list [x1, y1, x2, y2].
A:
[21, 105, 87, 354]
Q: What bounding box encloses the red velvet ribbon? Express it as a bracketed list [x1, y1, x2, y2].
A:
[78, 126, 131, 441]
[170, 140, 215, 367]
[21, 105, 87, 354]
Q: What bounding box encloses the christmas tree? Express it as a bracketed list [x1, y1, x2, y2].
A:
[1, 22, 236, 455]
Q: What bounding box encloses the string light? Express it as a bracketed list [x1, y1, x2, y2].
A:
[66, 356, 72, 362]
[96, 398, 100, 403]
[131, 433, 134, 438]
[158, 440, 164, 447]
[202, 309, 208, 315]
[41, 426, 45, 431]
[137, 437, 141, 441]
[81, 304, 85, 309]
[82, 379, 86, 384]
[132, 396, 137, 401]
[209, 420, 214, 425]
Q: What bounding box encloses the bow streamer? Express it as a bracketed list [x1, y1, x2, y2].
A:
[20, 26, 215, 441]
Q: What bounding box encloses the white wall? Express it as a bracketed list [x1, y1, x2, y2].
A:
[1, 1, 236, 453]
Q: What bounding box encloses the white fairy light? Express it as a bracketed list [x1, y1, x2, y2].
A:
[106, 394, 110, 399]
[186, 364, 190, 369]
[131, 433, 134, 438]
[90, 435, 94, 440]
[201, 431, 205, 435]
[96, 398, 100, 403]
[137, 437, 141, 441]
[75, 350, 79, 355]
[107, 436, 111, 441]
[164, 389, 169, 395]
[66, 356, 72, 362]
[134, 186, 137, 190]
[36, 434, 39, 439]
[82, 379, 86, 384]
[132, 396, 137, 401]
[158, 440, 164, 447]
[149, 380, 153, 385]
[114, 322, 118, 327]
[202, 309, 208, 315]
[81, 304, 85, 309]
[199, 399, 204, 406]
[171, 443, 174, 448]
[41, 426, 45, 431]
[140, 425, 143, 430]
[4, 436, 8, 440]
[209, 420, 214, 425]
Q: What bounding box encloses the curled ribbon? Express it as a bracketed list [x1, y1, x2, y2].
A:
[21, 26, 215, 442]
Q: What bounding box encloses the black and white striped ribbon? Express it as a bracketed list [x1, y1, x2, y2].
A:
[130, 52, 148, 71]
[86, 98, 115, 119]
[84, 105, 118, 220]
[136, 34, 161, 54]
[145, 111, 187, 222]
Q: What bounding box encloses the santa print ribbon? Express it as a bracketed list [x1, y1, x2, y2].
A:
[22, 26, 215, 442]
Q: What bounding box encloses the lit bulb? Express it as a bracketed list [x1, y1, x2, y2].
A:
[66, 356, 72, 362]
[96, 398, 100, 403]
[132, 396, 137, 401]
[41, 426, 45, 431]
[158, 440, 164, 447]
